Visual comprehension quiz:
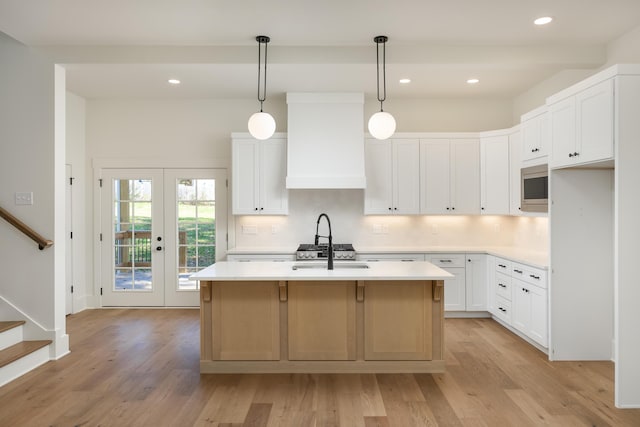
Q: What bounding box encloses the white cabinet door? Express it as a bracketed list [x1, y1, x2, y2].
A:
[465, 254, 487, 311]
[529, 284, 548, 347]
[364, 139, 419, 215]
[393, 139, 420, 214]
[576, 79, 614, 164]
[442, 267, 466, 311]
[480, 136, 510, 215]
[521, 109, 548, 164]
[550, 79, 614, 169]
[232, 138, 288, 215]
[364, 139, 393, 214]
[512, 278, 531, 334]
[259, 139, 288, 214]
[451, 139, 480, 214]
[509, 131, 522, 215]
[232, 139, 259, 214]
[549, 96, 576, 169]
[420, 139, 451, 214]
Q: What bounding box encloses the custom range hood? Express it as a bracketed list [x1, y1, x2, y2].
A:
[286, 93, 366, 189]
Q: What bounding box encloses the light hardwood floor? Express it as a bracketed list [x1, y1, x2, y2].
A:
[0, 309, 639, 426]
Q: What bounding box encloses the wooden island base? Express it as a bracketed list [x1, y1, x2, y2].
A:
[200, 279, 445, 374]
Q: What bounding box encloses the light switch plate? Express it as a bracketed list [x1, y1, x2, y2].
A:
[15, 192, 33, 205]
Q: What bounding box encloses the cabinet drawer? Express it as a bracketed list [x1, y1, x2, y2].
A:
[429, 254, 465, 268]
[358, 253, 425, 262]
[495, 272, 512, 300]
[494, 295, 512, 324]
[512, 262, 547, 288]
[495, 258, 512, 274]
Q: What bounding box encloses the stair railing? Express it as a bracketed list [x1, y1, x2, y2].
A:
[0, 206, 53, 250]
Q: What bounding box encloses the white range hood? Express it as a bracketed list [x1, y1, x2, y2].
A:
[286, 92, 366, 189]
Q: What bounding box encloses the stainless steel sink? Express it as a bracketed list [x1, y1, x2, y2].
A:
[292, 262, 369, 270]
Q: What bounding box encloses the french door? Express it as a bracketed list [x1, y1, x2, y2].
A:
[100, 168, 227, 306]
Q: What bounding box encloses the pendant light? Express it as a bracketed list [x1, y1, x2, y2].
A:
[248, 35, 276, 140]
[368, 35, 396, 140]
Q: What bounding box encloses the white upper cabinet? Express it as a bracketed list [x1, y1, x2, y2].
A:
[232, 137, 288, 215]
[480, 135, 510, 215]
[364, 138, 420, 215]
[421, 138, 480, 215]
[521, 106, 549, 165]
[509, 130, 522, 215]
[549, 79, 614, 169]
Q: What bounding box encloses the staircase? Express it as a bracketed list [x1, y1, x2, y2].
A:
[0, 321, 51, 387]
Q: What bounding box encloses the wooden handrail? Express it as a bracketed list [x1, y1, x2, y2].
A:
[0, 206, 53, 250]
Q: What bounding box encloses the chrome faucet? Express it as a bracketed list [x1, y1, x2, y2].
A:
[314, 213, 333, 270]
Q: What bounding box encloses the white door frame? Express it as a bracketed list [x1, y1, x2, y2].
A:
[96, 166, 228, 307]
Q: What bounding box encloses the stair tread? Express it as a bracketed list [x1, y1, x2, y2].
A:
[0, 340, 51, 369]
[0, 321, 26, 334]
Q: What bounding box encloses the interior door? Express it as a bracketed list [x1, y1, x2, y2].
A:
[101, 169, 165, 306]
[164, 169, 227, 306]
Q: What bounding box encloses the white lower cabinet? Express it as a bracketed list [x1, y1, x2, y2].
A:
[428, 254, 466, 311]
[492, 256, 548, 348]
[465, 254, 487, 311]
[513, 279, 548, 347]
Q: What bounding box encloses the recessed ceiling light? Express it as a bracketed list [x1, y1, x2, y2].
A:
[168, 79, 181, 85]
[534, 16, 553, 25]
[467, 78, 479, 84]
[399, 78, 411, 84]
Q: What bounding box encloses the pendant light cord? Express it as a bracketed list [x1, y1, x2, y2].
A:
[374, 35, 388, 112]
[256, 35, 270, 112]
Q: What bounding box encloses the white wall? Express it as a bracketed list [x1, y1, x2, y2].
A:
[66, 92, 87, 312]
[606, 24, 640, 66]
[0, 32, 68, 356]
[512, 69, 595, 121]
[367, 98, 514, 132]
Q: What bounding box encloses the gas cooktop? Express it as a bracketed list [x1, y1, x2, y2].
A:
[296, 243, 356, 260]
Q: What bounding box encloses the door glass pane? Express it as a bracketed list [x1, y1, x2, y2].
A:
[113, 179, 153, 292]
[176, 178, 216, 291]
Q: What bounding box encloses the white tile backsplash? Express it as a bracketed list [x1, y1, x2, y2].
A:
[233, 189, 548, 251]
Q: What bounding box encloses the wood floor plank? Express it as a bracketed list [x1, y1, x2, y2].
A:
[0, 309, 639, 426]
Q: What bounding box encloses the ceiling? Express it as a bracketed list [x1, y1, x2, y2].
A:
[2, 0, 640, 100]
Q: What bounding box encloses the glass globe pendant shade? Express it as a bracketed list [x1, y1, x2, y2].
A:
[368, 111, 396, 140]
[248, 111, 276, 140]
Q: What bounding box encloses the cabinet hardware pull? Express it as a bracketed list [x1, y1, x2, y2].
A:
[156, 246, 163, 251]
[446, 207, 450, 210]
[499, 283, 506, 288]
[569, 153, 574, 158]
[254, 207, 258, 211]
[388, 207, 392, 210]
[499, 307, 506, 312]
[530, 274, 540, 280]
[514, 269, 523, 274]
[394, 207, 398, 210]
[574, 152, 579, 156]
[260, 207, 264, 210]
[451, 207, 455, 210]
[440, 259, 452, 263]
[498, 264, 506, 268]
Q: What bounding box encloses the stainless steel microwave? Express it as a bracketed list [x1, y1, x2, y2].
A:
[521, 164, 548, 212]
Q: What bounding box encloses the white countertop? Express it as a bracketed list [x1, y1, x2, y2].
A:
[191, 261, 453, 281]
[226, 246, 549, 270]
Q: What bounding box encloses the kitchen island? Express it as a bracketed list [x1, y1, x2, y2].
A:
[192, 261, 452, 373]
